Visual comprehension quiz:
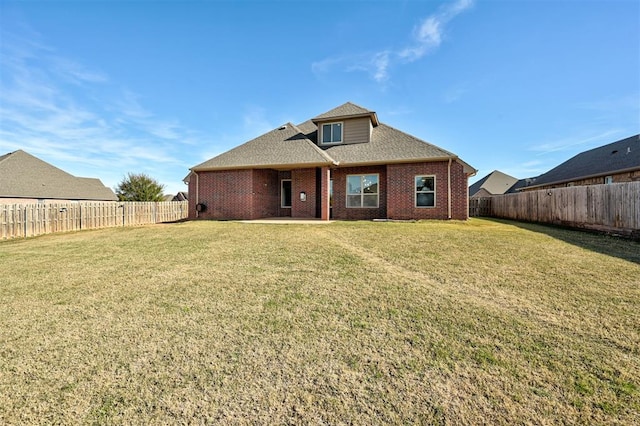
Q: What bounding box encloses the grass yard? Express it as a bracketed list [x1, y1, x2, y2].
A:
[0, 218, 638, 424]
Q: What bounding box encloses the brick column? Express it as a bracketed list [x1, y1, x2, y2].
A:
[319, 166, 331, 220]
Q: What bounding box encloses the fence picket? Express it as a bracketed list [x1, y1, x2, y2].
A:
[0, 201, 188, 240]
[469, 182, 640, 237]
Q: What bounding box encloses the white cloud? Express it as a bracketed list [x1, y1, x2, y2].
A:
[312, 0, 474, 83]
[372, 51, 391, 83]
[242, 105, 274, 138]
[0, 27, 204, 193]
[528, 129, 623, 154]
[52, 57, 109, 84]
[442, 83, 468, 103]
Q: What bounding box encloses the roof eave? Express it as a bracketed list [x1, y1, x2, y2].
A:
[191, 161, 334, 172]
[312, 112, 379, 126]
[335, 157, 449, 167]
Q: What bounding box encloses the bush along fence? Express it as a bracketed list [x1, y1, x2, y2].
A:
[0, 201, 188, 240]
[469, 181, 640, 238]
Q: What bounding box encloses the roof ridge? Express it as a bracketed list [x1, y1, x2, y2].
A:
[304, 139, 338, 165]
[287, 122, 337, 165]
[0, 150, 21, 164]
[343, 101, 372, 112]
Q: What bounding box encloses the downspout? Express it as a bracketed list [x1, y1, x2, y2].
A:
[194, 171, 200, 218]
[447, 158, 452, 220]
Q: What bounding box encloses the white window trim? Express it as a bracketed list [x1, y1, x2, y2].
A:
[320, 121, 343, 145]
[346, 173, 379, 208]
[415, 175, 436, 208]
[281, 179, 292, 208]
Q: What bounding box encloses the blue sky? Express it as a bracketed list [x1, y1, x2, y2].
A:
[1, 0, 638, 195]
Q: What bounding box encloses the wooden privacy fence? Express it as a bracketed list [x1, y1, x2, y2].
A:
[470, 182, 640, 237]
[0, 201, 188, 240]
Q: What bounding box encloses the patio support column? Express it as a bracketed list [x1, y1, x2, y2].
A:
[319, 166, 330, 221]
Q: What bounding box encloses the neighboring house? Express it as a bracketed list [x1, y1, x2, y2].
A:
[163, 192, 188, 202]
[0, 150, 117, 204]
[520, 134, 640, 191]
[469, 170, 519, 198]
[187, 102, 476, 221]
[505, 178, 536, 194]
[173, 191, 188, 202]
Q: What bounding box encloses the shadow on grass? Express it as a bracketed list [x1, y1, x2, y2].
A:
[485, 218, 640, 265]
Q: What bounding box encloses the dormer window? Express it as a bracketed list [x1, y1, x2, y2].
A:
[321, 122, 342, 144]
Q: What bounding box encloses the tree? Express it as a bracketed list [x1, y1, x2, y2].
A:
[115, 173, 166, 201]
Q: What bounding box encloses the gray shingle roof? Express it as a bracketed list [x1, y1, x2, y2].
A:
[192, 123, 334, 170]
[192, 104, 475, 174]
[326, 123, 455, 165]
[312, 102, 380, 126]
[528, 134, 640, 188]
[0, 150, 117, 201]
[313, 102, 372, 120]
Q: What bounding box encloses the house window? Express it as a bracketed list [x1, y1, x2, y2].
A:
[321, 122, 342, 144]
[415, 176, 435, 208]
[347, 174, 378, 208]
[604, 176, 613, 184]
[281, 179, 292, 208]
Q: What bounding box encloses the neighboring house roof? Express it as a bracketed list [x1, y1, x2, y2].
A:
[192, 102, 476, 175]
[506, 178, 536, 193]
[469, 170, 519, 196]
[173, 191, 188, 201]
[526, 134, 640, 189]
[0, 150, 117, 201]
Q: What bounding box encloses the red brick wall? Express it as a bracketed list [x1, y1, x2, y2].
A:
[189, 161, 470, 221]
[190, 169, 254, 219]
[252, 169, 279, 219]
[331, 165, 387, 220]
[188, 173, 197, 219]
[387, 160, 469, 220]
[291, 168, 317, 218]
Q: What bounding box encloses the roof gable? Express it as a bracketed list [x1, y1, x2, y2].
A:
[469, 170, 518, 196]
[0, 150, 117, 201]
[312, 102, 380, 126]
[530, 134, 640, 187]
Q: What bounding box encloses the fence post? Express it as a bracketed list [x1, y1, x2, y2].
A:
[23, 206, 27, 238]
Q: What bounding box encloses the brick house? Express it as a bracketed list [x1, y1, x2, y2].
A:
[187, 102, 476, 221]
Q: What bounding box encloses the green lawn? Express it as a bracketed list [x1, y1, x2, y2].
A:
[1, 219, 638, 424]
